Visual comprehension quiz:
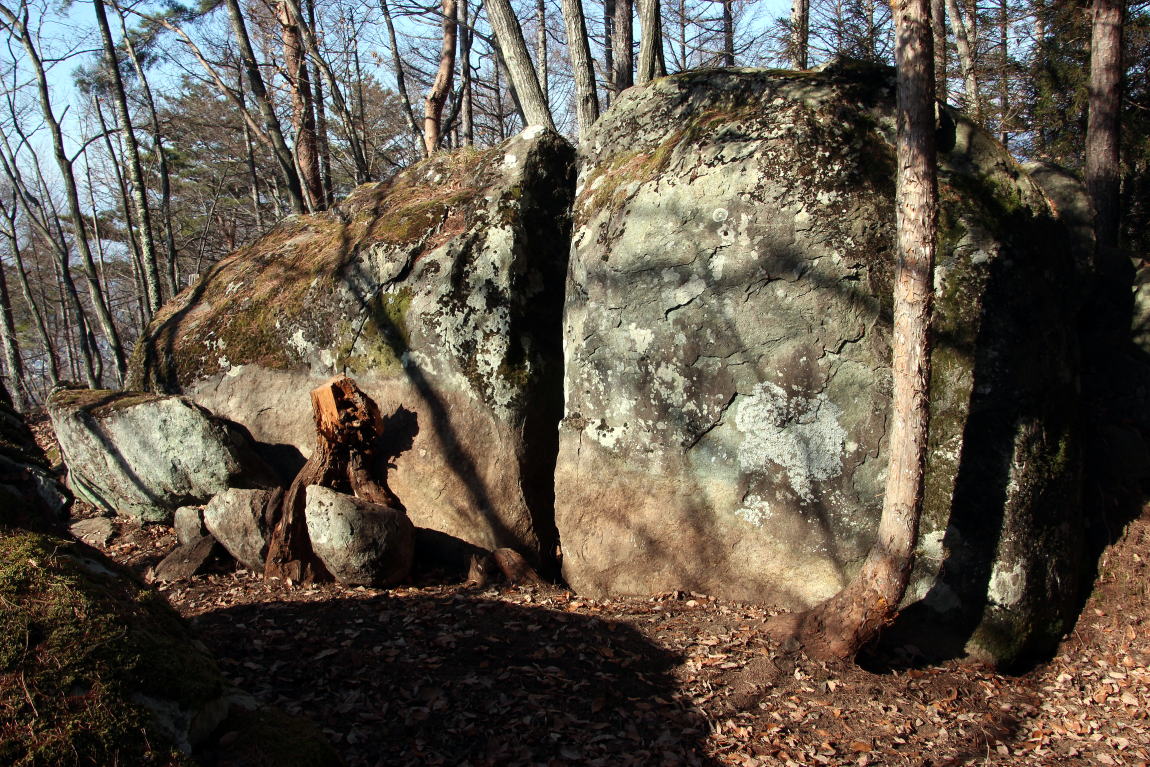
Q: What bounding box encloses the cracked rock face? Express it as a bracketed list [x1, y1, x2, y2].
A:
[128, 128, 575, 562]
[557, 64, 1085, 665]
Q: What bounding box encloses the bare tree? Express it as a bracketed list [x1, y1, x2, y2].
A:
[560, 0, 600, 134]
[485, 0, 555, 128]
[1086, 0, 1124, 254]
[424, 0, 458, 153]
[791, 0, 810, 68]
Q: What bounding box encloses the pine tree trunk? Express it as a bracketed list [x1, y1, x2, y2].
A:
[637, 0, 660, 82]
[772, 0, 937, 662]
[947, 0, 981, 119]
[932, 0, 947, 101]
[612, 0, 634, 91]
[459, 0, 475, 145]
[278, 1, 324, 211]
[536, 0, 549, 102]
[381, 0, 424, 148]
[1086, 0, 1124, 254]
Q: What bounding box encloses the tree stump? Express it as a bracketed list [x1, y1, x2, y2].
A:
[264, 375, 405, 583]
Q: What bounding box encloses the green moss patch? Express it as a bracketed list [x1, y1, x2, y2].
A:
[0, 529, 223, 766]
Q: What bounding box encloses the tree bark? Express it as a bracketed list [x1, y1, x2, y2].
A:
[770, 0, 937, 662]
[265, 376, 404, 583]
[424, 0, 458, 154]
[637, 0, 661, 82]
[0, 195, 56, 388]
[946, 0, 980, 119]
[381, 0, 423, 147]
[1086, 0, 1124, 254]
[221, 0, 307, 214]
[536, 0, 549, 102]
[791, 0, 810, 68]
[459, 0, 475, 145]
[931, 0, 946, 101]
[722, 0, 734, 66]
[612, 0, 634, 91]
[486, 0, 556, 129]
[560, 0, 600, 134]
[278, 0, 324, 211]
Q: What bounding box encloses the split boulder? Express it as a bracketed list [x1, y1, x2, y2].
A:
[557, 63, 1086, 665]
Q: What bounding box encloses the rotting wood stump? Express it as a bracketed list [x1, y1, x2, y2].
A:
[264, 375, 406, 583]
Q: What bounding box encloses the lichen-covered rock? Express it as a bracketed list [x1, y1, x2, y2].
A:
[0, 384, 69, 530]
[47, 388, 277, 523]
[127, 128, 575, 564]
[174, 505, 207, 546]
[202, 488, 276, 571]
[557, 63, 1084, 665]
[304, 486, 414, 586]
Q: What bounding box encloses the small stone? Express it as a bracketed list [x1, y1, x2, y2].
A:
[173, 506, 207, 546]
[203, 488, 276, 571]
[154, 535, 220, 582]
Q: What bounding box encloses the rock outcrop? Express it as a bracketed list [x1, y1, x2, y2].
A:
[556, 63, 1085, 664]
[128, 128, 575, 564]
[47, 388, 277, 523]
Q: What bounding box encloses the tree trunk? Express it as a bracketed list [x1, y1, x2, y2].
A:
[113, 0, 179, 301]
[946, 0, 980, 119]
[612, 0, 634, 91]
[305, 0, 332, 208]
[459, 0, 475, 145]
[0, 197, 57, 387]
[637, 0, 661, 82]
[93, 0, 162, 316]
[560, 0, 600, 134]
[1086, 0, 1124, 255]
[221, 0, 307, 214]
[791, 0, 810, 69]
[381, 0, 423, 146]
[770, 0, 937, 662]
[604, 0, 616, 105]
[265, 376, 404, 582]
[536, 0, 549, 102]
[996, 0, 1010, 145]
[486, 0, 556, 128]
[278, 0, 324, 211]
[722, 0, 734, 66]
[424, 0, 459, 154]
[932, 0, 947, 101]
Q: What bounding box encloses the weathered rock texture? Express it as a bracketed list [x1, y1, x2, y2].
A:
[557, 63, 1084, 664]
[304, 485, 414, 586]
[203, 488, 278, 571]
[47, 389, 276, 523]
[128, 128, 575, 563]
[0, 384, 69, 530]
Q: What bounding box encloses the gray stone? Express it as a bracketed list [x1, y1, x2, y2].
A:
[556, 63, 1085, 665]
[154, 535, 220, 582]
[202, 488, 276, 571]
[70, 516, 116, 547]
[174, 506, 207, 546]
[47, 389, 277, 523]
[304, 485, 414, 586]
[127, 127, 574, 565]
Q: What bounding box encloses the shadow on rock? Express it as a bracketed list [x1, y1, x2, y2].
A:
[190, 591, 714, 766]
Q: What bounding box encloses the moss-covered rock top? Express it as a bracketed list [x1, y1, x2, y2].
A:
[126, 142, 512, 393]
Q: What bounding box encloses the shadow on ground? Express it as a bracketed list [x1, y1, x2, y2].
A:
[191, 591, 714, 767]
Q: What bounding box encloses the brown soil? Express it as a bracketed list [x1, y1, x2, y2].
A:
[31, 412, 1150, 767]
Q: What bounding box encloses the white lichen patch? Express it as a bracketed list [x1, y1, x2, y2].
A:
[734, 493, 773, 527]
[988, 561, 1026, 607]
[734, 381, 846, 502]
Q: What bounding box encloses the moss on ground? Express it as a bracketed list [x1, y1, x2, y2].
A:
[0, 530, 223, 766]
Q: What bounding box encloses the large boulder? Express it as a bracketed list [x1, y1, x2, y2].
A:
[47, 388, 277, 523]
[557, 63, 1085, 664]
[128, 128, 575, 564]
[304, 485, 414, 586]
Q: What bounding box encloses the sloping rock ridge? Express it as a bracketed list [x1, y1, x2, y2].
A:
[47, 388, 276, 523]
[556, 62, 1084, 664]
[128, 127, 575, 563]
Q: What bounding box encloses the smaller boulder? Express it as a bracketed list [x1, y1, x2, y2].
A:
[203, 488, 279, 571]
[47, 388, 276, 523]
[174, 506, 207, 546]
[154, 535, 221, 582]
[304, 486, 414, 586]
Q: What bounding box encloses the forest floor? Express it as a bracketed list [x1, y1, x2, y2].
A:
[31, 416, 1150, 767]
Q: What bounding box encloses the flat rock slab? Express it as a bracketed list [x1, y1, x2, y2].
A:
[153, 535, 221, 582]
[304, 485, 414, 586]
[69, 516, 116, 547]
[47, 388, 276, 523]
